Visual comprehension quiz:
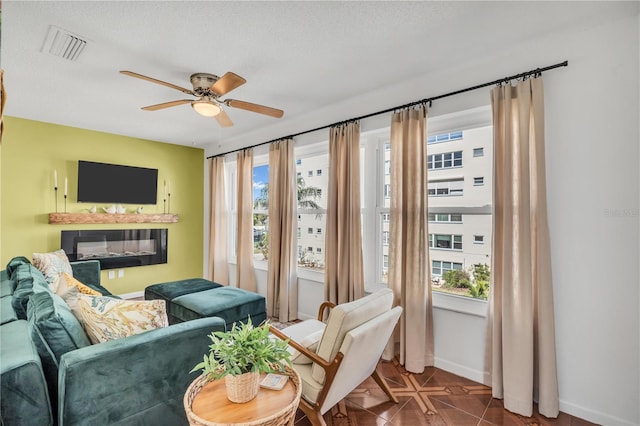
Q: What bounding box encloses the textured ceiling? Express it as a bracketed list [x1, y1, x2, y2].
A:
[1, 1, 634, 155]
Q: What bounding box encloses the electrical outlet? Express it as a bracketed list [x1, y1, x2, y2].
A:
[108, 271, 115, 280]
[118, 269, 125, 278]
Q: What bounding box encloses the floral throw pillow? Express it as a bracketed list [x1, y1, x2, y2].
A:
[32, 249, 73, 292]
[78, 296, 168, 344]
[59, 272, 101, 296]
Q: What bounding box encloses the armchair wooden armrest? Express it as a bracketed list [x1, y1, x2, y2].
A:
[317, 302, 336, 321]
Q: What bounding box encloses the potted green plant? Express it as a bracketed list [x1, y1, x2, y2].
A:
[190, 317, 292, 403]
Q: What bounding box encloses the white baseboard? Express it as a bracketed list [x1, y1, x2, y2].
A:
[433, 357, 489, 386]
[297, 312, 315, 321]
[559, 399, 637, 426]
[118, 290, 144, 300]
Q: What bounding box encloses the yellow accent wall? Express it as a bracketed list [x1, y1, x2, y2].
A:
[0, 117, 204, 295]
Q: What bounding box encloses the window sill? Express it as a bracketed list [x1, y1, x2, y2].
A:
[432, 291, 488, 318]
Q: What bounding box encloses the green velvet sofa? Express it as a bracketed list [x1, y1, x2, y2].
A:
[0, 257, 226, 426]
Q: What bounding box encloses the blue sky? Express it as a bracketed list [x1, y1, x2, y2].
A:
[253, 165, 269, 200]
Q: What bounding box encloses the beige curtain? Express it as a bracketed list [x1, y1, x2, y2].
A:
[489, 78, 559, 417]
[1, 70, 6, 144]
[387, 106, 434, 373]
[207, 157, 229, 285]
[267, 139, 298, 321]
[236, 149, 257, 292]
[324, 122, 364, 304]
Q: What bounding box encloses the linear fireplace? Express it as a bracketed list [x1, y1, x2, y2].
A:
[61, 229, 168, 270]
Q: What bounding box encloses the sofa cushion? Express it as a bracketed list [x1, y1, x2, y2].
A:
[1, 296, 18, 325]
[27, 290, 91, 367]
[0, 320, 53, 426]
[5, 256, 31, 277]
[11, 263, 52, 320]
[1, 274, 16, 297]
[78, 295, 168, 344]
[32, 249, 73, 292]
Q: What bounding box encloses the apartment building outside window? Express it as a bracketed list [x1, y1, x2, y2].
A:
[374, 120, 492, 300]
[230, 109, 492, 300]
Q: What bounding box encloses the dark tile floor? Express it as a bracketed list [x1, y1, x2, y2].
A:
[293, 358, 597, 426]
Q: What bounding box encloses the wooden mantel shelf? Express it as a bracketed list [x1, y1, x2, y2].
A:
[49, 213, 179, 225]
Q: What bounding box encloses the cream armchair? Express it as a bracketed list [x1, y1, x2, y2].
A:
[270, 288, 402, 426]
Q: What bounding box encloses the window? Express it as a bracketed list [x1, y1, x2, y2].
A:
[383, 184, 391, 199]
[382, 231, 389, 246]
[428, 179, 464, 196]
[473, 147, 484, 157]
[432, 260, 463, 276]
[252, 164, 269, 262]
[296, 149, 328, 271]
[474, 177, 484, 186]
[429, 234, 463, 250]
[427, 131, 463, 144]
[296, 159, 302, 165]
[384, 160, 390, 175]
[382, 255, 389, 270]
[297, 171, 301, 177]
[429, 213, 463, 223]
[383, 213, 390, 222]
[428, 151, 463, 170]
[474, 235, 484, 244]
[297, 228, 301, 238]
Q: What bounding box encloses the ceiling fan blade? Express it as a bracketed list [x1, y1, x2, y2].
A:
[215, 110, 234, 127]
[120, 70, 194, 95]
[141, 99, 192, 111]
[226, 99, 284, 118]
[210, 72, 246, 96]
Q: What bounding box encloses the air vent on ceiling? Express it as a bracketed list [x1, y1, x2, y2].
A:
[41, 25, 88, 61]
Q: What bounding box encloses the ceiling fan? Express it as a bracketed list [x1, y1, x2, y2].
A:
[119, 70, 284, 127]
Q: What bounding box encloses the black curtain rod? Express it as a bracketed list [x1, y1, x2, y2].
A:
[208, 60, 568, 159]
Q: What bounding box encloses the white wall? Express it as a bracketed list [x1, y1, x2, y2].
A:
[205, 11, 639, 425]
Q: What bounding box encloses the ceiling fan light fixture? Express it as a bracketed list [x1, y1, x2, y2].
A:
[192, 100, 221, 117]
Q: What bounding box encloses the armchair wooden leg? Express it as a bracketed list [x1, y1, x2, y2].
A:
[299, 398, 327, 426]
[371, 368, 399, 403]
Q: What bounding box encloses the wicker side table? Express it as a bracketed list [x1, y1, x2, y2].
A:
[184, 366, 301, 426]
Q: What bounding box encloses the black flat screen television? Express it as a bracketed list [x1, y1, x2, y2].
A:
[77, 161, 158, 205]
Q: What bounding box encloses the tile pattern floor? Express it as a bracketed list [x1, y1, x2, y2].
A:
[293, 358, 597, 426]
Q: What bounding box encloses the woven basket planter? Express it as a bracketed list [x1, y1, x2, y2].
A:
[225, 371, 260, 403]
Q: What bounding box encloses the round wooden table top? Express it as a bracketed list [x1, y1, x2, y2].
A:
[189, 374, 299, 425]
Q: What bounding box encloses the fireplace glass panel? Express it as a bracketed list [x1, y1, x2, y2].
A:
[62, 229, 167, 270]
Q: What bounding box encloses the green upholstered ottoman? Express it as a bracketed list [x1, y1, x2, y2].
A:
[145, 279, 266, 327]
[145, 278, 223, 303]
[171, 287, 266, 328]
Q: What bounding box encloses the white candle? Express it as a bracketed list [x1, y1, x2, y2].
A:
[64, 177, 68, 197]
[163, 180, 167, 199]
[167, 180, 171, 195]
[54, 170, 58, 189]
